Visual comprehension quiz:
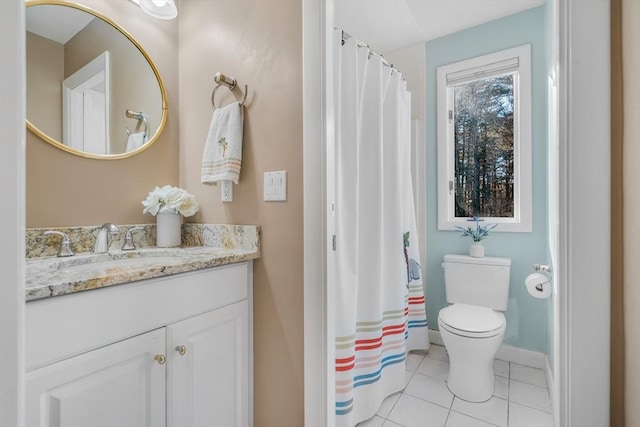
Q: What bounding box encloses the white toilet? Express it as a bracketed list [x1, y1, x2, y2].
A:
[438, 254, 511, 402]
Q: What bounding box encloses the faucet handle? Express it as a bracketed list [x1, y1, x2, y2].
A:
[44, 230, 75, 257]
[122, 227, 143, 251]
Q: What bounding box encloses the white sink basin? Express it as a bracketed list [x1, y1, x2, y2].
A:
[27, 250, 195, 273]
[27, 247, 237, 274]
[53, 256, 186, 272]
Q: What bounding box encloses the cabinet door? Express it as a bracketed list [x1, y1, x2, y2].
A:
[168, 301, 249, 427]
[26, 328, 166, 427]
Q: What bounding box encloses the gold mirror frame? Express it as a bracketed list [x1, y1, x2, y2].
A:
[25, 0, 168, 160]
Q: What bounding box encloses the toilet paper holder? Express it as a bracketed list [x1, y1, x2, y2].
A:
[532, 264, 552, 291]
[533, 264, 551, 273]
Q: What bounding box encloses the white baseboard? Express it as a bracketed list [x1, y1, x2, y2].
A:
[428, 329, 545, 369]
[428, 329, 444, 346]
[495, 343, 545, 369]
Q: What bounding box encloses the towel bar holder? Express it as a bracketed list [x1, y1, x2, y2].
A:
[211, 72, 248, 109]
[125, 109, 149, 139]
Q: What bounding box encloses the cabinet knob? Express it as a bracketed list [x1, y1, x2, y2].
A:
[154, 354, 166, 365]
[175, 345, 187, 356]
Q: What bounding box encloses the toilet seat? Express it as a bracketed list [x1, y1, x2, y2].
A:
[439, 303, 505, 338]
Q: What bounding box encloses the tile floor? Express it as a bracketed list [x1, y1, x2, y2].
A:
[357, 345, 554, 427]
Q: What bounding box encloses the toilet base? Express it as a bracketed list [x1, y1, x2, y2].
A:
[447, 353, 496, 402]
[439, 319, 505, 403]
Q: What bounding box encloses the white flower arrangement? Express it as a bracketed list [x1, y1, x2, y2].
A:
[142, 185, 199, 217]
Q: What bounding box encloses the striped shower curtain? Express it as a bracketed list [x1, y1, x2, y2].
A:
[333, 30, 430, 426]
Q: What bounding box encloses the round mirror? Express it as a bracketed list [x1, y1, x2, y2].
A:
[25, 0, 168, 159]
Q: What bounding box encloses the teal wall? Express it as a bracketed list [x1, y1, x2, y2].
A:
[425, 6, 549, 352]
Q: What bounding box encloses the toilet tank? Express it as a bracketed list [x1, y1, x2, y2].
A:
[443, 254, 511, 311]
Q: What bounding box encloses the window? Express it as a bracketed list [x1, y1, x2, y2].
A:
[437, 45, 532, 232]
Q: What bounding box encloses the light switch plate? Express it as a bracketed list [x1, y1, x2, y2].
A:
[264, 171, 287, 201]
[221, 180, 233, 202]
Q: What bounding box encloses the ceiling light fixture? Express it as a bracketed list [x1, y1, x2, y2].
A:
[129, 0, 177, 20]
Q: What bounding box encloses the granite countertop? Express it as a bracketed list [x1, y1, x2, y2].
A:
[25, 224, 260, 302]
[26, 246, 259, 302]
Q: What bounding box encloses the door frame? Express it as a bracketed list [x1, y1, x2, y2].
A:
[557, 0, 611, 425]
[0, 1, 25, 426]
[302, 0, 333, 426]
[62, 51, 111, 154]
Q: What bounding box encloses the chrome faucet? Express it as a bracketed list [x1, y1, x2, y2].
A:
[93, 223, 119, 254]
[44, 230, 75, 257]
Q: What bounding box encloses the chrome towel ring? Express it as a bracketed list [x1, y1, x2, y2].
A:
[125, 109, 149, 138]
[211, 72, 248, 110]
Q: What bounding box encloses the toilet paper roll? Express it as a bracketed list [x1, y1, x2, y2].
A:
[525, 273, 552, 299]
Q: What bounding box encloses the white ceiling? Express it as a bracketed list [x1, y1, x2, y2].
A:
[334, 0, 545, 54]
[26, 4, 94, 44]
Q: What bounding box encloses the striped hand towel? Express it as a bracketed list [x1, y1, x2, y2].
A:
[201, 102, 244, 185]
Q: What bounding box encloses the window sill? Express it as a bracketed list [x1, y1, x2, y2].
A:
[438, 218, 532, 233]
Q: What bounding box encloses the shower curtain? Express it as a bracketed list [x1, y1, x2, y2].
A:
[333, 30, 430, 426]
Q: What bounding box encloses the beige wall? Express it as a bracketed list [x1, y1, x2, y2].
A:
[612, 0, 640, 424]
[26, 0, 179, 227]
[178, 1, 304, 425]
[26, 31, 63, 141]
[611, 0, 624, 422]
[622, 0, 640, 424]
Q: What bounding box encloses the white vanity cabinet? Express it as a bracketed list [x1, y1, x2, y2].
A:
[168, 300, 249, 427]
[26, 328, 167, 427]
[25, 262, 253, 427]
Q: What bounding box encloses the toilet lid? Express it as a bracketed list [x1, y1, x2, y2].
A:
[439, 303, 505, 335]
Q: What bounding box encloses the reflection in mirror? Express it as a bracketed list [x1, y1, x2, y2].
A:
[26, 1, 167, 159]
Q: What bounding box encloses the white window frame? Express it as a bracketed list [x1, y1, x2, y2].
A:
[436, 44, 532, 232]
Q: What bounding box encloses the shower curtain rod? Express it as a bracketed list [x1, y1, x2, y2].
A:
[341, 30, 395, 70]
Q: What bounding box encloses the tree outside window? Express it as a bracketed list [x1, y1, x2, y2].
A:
[453, 74, 515, 218]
